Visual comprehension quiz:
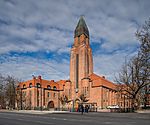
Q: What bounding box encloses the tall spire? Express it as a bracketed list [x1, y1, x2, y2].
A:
[74, 16, 89, 38]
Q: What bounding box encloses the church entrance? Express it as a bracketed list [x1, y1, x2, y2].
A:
[74, 98, 81, 111]
[47, 101, 54, 110]
[78, 102, 97, 112]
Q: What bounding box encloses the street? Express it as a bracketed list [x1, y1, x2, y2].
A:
[0, 111, 150, 125]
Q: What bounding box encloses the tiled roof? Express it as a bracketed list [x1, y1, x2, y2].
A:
[89, 73, 117, 90]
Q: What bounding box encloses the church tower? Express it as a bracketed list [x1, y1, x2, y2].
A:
[70, 16, 93, 93]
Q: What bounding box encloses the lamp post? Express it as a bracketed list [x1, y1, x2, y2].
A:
[40, 86, 42, 111]
[72, 100, 75, 112]
[58, 91, 60, 111]
[39, 76, 42, 111]
[124, 95, 126, 112]
[37, 84, 38, 108]
[20, 88, 22, 110]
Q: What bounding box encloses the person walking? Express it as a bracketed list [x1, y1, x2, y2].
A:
[81, 104, 84, 115]
[85, 105, 89, 113]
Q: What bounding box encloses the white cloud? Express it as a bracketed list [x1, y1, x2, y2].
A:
[0, 0, 149, 54]
[93, 50, 137, 82]
[0, 24, 72, 54]
[0, 55, 69, 81]
[0, 0, 149, 81]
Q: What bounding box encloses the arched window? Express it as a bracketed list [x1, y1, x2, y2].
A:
[23, 84, 26, 88]
[53, 86, 57, 90]
[47, 92, 50, 97]
[29, 83, 32, 88]
[36, 83, 41, 88]
[47, 85, 51, 89]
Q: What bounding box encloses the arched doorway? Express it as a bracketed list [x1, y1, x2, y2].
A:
[74, 98, 81, 111]
[47, 101, 54, 110]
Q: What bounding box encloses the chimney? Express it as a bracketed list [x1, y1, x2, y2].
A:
[51, 80, 54, 82]
[32, 75, 36, 79]
[38, 75, 42, 80]
[102, 76, 105, 79]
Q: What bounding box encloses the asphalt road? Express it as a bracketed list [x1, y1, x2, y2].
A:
[0, 111, 150, 125]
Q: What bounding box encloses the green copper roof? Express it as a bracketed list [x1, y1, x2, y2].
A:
[74, 16, 89, 38]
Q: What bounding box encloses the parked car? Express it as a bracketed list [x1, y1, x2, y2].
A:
[107, 105, 120, 109]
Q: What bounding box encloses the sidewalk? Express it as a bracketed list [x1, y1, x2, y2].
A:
[136, 110, 150, 113]
[0, 109, 100, 115]
[0, 109, 70, 114]
[1, 109, 150, 114]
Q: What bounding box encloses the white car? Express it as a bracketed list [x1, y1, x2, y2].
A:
[107, 105, 120, 109]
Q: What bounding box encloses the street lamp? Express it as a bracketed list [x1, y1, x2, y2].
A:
[20, 88, 23, 110]
[124, 95, 125, 112]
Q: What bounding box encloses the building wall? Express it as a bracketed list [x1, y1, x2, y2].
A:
[17, 77, 60, 110]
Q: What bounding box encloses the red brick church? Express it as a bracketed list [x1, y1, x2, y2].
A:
[16, 17, 124, 111]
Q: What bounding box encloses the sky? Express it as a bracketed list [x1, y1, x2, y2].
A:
[0, 0, 150, 82]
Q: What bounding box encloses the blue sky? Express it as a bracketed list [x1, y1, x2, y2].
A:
[0, 0, 149, 82]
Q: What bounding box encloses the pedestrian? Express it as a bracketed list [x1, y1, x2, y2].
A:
[78, 104, 81, 112]
[85, 105, 89, 113]
[81, 104, 84, 115]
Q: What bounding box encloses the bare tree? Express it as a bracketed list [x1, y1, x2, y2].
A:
[0, 74, 19, 109]
[59, 94, 71, 110]
[136, 18, 150, 108]
[15, 86, 25, 110]
[5, 75, 18, 109]
[117, 57, 148, 110]
[15, 87, 21, 110]
[0, 84, 5, 109]
[117, 18, 150, 111]
[79, 94, 89, 103]
[0, 74, 5, 109]
[26, 91, 32, 110]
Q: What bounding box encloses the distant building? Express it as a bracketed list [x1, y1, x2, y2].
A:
[16, 17, 130, 111]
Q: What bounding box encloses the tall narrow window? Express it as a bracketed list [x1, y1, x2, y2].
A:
[69, 89, 71, 98]
[36, 83, 41, 88]
[47, 85, 51, 89]
[54, 93, 56, 98]
[23, 84, 26, 88]
[37, 90, 39, 97]
[87, 87, 89, 95]
[76, 54, 79, 90]
[29, 83, 32, 88]
[47, 92, 50, 97]
[53, 86, 57, 90]
[78, 36, 80, 45]
[37, 99, 39, 107]
[29, 90, 32, 96]
[85, 87, 86, 95]
[87, 54, 89, 74]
